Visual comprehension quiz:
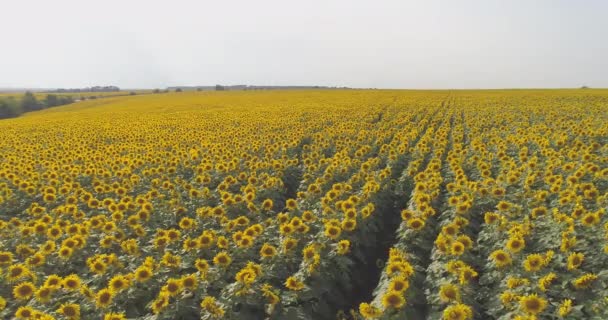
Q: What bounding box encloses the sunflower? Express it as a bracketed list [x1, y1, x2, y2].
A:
[151, 292, 169, 314]
[442, 303, 473, 320]
[262, 199, 273, 211]
[324, 224, 342, 240]
[506, 237, 525, 253]
[181, 274, 198, 290]
[58, 303, 81, 320]
[135, 265, 153, 282]
[359, 302, 382, 319]
[163, 278, 183, 296]
[489, 250, 512, 268]
[15, 306, 36, 319]
[538, 273, 557, 292]
[62, 274, 81, 291]
[0, 296, 5, 311]
[13, 281, 36, 300]
[519, 294, 547, 315]
[285, 276, 305, 291]
[573, 273, 598, 289]
[450, 241, 466, 256]
[388, 276, 409, 292]
[7, 264, 30, 282]
[523, 254, 545, 272]
[567, 252, 584, 270]
[161, 252, 181, 268]
[213, 251, 232, 267]
[282, 237, 298, 253]
[558, 299, 572, 317]
[407, 217, 425, 230]
[104, 313, 127, 320]
[439, 283, 460, 303]
[341, 218, 357, 231]
[178, 217, 195, 229]
[95, 288, 114, 309]
[257, 243, 277, 259]
[109, 274, 130, 293]
[35, 285, 54, 303]
[337, 240, 350, 255]
[200, 296, 225, 318]
[458, 266, 478, 284]
[58, 246, 74, 260]
[382, 290, 405, 309]
[581, 213, 600, 226]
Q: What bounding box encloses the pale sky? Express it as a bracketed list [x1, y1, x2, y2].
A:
[1, 0, 607, 89]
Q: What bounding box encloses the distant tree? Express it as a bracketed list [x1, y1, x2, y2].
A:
[153, 89, 161, 93]
[22, 91, 41, 112]
[130, 91, 137, 95]
[163, 89, 170, 93]
[175, 88, 183, 92]
[45, 94, 59, 107]
[89, 96, 97, 100]
[215, 85, 225, 91]
[0, 97, 22, 118]
[58, 96, 74, 105]
[196, 87, 202, 92]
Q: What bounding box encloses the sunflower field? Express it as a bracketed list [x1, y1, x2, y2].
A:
[0, 90, 606, 320]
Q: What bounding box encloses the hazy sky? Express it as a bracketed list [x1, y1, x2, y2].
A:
[1, 0, 607, 89]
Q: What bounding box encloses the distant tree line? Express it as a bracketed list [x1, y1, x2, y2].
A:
[0, 92, 74, 119]
[49, 86, 120, 93]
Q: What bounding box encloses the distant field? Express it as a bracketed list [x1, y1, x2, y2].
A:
[0, 90, 153, 100]
[0, 90, 606, 320]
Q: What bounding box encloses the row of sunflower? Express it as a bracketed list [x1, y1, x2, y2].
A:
[359, 103, 454, 319]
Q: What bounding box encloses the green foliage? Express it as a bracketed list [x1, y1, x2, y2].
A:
[0, 96, 22, 118]
[0, 92, 74, 120]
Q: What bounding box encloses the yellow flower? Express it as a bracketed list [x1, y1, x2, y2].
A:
[58, 303, 81, 320]
[566, 252, 584, 270]
[200, 296, 225, 318]
[382, 290, 405, 309]
[15, 306, 36, 319]
[337, 240, 350, 255]
[95, 288, 114, 309]
[523, 254, 545, 272]
[260, 243, 278, 258]
[285, 276, 305, 291]
[450, 241, 466, 256]
[13, 281, 36, 300]
[573, 273, 598, 289]
[104, 313, 127, 320]
[506, 237, 525, 253]
[439, 283, 460, 303]
[135, 265, 153, 282]
[442, 303, 473, 320]
[35, 285, 54, 303]
[359, 302, 382, 319]
[388, 276, 409, 292]
[407, 217, 425, 230]
[62, 274, 81, 291]
[324, 224, 342, 240]
[519, 294, 547, 315]
[213, 251, 232, 267]
[108, 274, 130, 293]
[490, 250, 512, 268]
[538, 273, 557, 292]
[558, 299, 572, 317]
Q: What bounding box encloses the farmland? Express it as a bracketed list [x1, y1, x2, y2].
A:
[0, 90, 606, 320]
